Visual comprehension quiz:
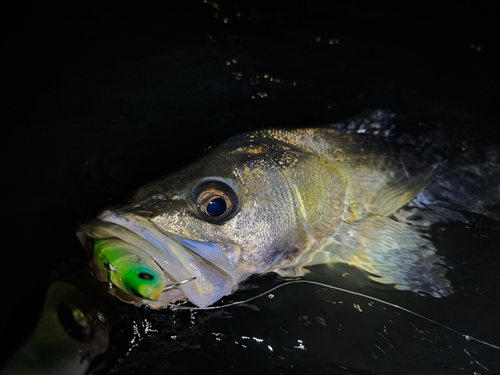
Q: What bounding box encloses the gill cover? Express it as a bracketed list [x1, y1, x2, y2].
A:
[94, 239, 167, 300]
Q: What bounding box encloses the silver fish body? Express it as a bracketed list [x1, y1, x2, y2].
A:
[78, 128, 450, 308]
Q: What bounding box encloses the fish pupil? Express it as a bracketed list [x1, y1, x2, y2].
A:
[138, 272, 154, 280]
[206, 197, 227, 217]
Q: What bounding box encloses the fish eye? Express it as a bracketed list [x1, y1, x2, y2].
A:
[193, 180, 238, 222]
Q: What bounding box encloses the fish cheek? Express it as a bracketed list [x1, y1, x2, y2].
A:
[232, 161, 304, 269]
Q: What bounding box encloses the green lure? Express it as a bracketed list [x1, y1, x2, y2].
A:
[94, 239, 167, 300]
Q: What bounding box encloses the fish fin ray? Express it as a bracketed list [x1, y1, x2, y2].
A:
[368, 163, 444, 217]
[338, 217, 452, 297]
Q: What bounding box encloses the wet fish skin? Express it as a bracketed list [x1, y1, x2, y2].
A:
[79, 128, 450, 308]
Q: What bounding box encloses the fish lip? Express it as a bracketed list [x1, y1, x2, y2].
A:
[77, 218, 189, 306]
[77, 210, 236, 307]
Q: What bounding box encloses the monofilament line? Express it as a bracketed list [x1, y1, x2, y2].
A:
[170, 280, 500, 351]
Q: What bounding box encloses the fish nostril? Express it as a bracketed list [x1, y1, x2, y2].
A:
[138, 272, 154, 280]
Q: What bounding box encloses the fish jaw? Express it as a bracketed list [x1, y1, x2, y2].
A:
[77, 210, 239, 308]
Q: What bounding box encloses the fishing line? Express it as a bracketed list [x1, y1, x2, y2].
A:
[170, 280, 500, 351]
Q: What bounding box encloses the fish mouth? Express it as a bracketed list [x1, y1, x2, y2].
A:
[77, 210, 237, 308]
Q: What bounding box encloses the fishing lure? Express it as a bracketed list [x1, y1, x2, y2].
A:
[94, 238, 167, 300]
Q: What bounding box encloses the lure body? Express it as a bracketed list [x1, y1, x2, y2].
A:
[93, 239, 167, 300]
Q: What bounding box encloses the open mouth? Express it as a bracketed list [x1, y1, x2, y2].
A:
[77, 210, 237, 308]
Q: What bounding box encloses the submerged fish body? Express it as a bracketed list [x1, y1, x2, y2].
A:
[78, 127, 451, 308]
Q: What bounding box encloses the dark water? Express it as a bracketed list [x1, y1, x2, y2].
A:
[3, 1, 500, 374]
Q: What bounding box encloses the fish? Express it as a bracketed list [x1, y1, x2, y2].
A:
[77, 127, 452, 308]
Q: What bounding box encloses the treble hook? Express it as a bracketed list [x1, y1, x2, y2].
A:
[105, 262, 119, 292]
[163, 277, 197, 292]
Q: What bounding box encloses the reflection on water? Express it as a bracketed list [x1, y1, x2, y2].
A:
[2, 264, 109, 375]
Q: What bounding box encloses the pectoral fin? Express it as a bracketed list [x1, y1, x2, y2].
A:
[370, 163, 444, 217]
[343, 217, 452, 297]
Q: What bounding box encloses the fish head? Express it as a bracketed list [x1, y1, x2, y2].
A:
[77, 134, 305, 308]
